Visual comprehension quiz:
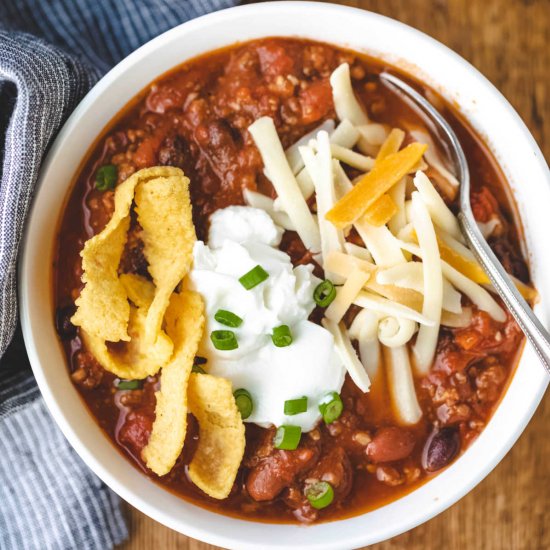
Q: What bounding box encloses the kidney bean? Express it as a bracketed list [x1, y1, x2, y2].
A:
[56, 305, 77, 340]
[422, 427, 460, 472]
[246, 445, 319, 502]
[366, 427, 416, 463]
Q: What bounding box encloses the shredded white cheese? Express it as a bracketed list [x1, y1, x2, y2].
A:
[330, 118, 360, 149]
[325, 267, 371, 323]
[286, 119, 335, 174]
[354, 221, 406, 267]
[330, 144, 374, 172]
[436, 227, 477, 262]
[344, 241, 374, 263]
[477, 217, 501, 239]
[353, 290, 435, 326]
[356, 123, 389, 155]
[414, 171, 463, 242]
[378, 317, 417, 348]
[324, 250, 375, 279]
[248, 117, 321, 252]
[410, 192, 443, 375]
[376, 262, 462, 314]
[387, 178, 407, 236]
[398, 241, 507, 322]
[333, 160, 354, 200]
[242, 189, 295, 231]
[383, 345, 423, 425]
[349, 309, 381, 379]
[322, 318, 371, 392]
[295, 167, 315, 199]
[409, 129, 459, 189]
[356, 123, 388, 146]
[299, 132, 345, 271]
[329, 63, 369, 126]
[441, 307, 473, 328]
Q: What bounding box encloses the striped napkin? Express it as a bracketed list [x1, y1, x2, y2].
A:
[0, 1, 237, 548]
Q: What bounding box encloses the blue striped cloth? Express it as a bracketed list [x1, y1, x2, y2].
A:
[0, 1, 237, 548]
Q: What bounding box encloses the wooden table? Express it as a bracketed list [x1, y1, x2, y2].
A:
[121, 0, 550, 548]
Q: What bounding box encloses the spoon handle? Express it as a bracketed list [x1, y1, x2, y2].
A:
[458, 211, 550, 375]
[380, 71, 550, 376]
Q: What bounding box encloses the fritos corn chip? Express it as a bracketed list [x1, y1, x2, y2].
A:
[71, 215, 131, 342]
[81, 303, 173, 380]
[120, 273, 155, 309]
[135, 172, 195, 346]
[71, 167, 189, 342]
[326, 143, 427, 228]
[142, 290, 205, 476]
[187, 373, 246, 500]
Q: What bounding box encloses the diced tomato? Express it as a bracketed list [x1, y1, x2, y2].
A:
[132, 126, 169, 167]
[257, 43, 296, 77]
[453, 310, 521, 355]
[470, 187, 499, 223]
[146, 85, 183, 114]
[299, 79, 333, 124]
[118, 411, 153, 456]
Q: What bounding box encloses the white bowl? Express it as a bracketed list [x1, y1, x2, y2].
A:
[19, 2, 549, 548]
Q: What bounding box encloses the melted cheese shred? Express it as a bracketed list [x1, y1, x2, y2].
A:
[414, 171, 463, 241]
[329, 63, 369, 126]
[323, 317, 371, 392]
[349, 309, 381, 379]
[325, 267, 371, 323]
[248, 117, 320, 252]
[383, 345, 422, 425]
[299, 131, 345, 272]
[399, 241, 506, 322]
[410, 191, 443, 375]
[354, 221, 406, 267]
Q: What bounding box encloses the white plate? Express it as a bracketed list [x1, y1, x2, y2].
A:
[19, 2, 549, 549]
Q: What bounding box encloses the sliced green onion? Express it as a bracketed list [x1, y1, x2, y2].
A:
[234, 388, 253, 419]
[210, 330, 238, 350]
[191, 364, 206, 374]
[194, 356, 207, 365]
[273, 425, 302, 450]
[239, 265, 269, 290]
[284, 396, 308, 416]
[214, 309, 243, 328]
[313, 280, 337, 307]
[318, 392, 344, 424]
[272, 325, 293, 347]
[305, 481, 334, 509]
[95, 164, 118, 191]
[116, 379, 141, 390]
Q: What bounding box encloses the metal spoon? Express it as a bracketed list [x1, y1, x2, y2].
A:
[380, 71, 550, 375]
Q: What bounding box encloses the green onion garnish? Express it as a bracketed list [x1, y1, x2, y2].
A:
[95, 164, 118, 191]
[318, 392, 343, 424]
[239, 265, 269, 290]
[191, 364, 206, 374]
[116, 379, 141, 390]
[210, 330, 238, 350]
[273, 425, 302, 450]
[234, 388, 253, 419]
[313, 280, 337, 307]
[284, 396, 308, 416]
[305, 481, 334, 509]
[272, 324, 293, 347]
[214, 309, 243, 328]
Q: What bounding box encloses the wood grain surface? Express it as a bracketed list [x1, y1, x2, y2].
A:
[120, 0, 550, 548]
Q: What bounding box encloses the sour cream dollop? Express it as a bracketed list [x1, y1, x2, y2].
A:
[189, 206, 345, 431]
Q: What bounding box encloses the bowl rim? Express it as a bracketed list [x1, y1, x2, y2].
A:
[19, 2, 549, 549]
